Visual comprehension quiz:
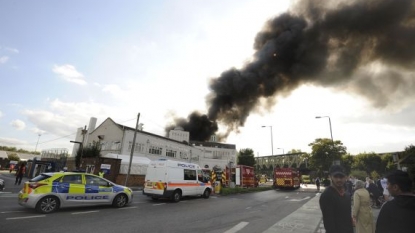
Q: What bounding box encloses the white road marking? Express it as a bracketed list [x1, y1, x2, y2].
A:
[288, 196, 310, 202]
[133, 201, 146, 204]
[1, 211, 26, 214]
[119, 206, 137, 210]
[6, 215, 46, 220]
[153, 203, 166, 206]
[246, 206, 252, 209]
[71, 210, 99, 215]
[224, 221, 249, 233]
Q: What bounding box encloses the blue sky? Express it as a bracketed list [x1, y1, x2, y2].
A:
[1, 0, 414, 156]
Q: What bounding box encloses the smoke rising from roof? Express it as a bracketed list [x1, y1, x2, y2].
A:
[166, 0, 415, 142]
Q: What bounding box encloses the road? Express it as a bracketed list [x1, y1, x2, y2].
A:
[0, 171, 322, 233]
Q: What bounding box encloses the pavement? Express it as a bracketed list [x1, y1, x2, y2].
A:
[264, 184, 381, 233]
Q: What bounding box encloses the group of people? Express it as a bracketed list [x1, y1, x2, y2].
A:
[319, 164, 415, 233]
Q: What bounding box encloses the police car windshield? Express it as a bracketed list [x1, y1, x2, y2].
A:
[30, 174, 52, 182]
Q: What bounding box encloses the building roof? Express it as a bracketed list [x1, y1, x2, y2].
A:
[0, 151, 38, 161]
[190, 141, 236, 149]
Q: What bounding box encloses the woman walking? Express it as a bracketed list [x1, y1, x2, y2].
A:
[352, 180, 375, 233]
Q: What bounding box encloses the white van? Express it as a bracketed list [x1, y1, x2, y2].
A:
[143, 159, 212, 202]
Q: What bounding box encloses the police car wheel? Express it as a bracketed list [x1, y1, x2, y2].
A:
[171, 190, 181, 202]
[36, 196, 60, 214]
[202, 189, 210, 199]
[112, 194, 128, 208]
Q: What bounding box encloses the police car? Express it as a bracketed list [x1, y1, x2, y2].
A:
[18, 172, 133, 214]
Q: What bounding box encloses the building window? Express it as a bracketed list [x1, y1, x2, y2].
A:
[149, 146, 162, 155]
[180, 152, 188, 159]
[101, 141, 108, 150]
[166, 149, 176, 158]
[134, 143, 144, 152]
[111, 142, 121, 150]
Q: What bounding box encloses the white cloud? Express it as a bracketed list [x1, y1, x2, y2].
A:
[5, 47, 19, 53]
[0, 110, 3, 118]
[102, 84, 124, 97]
[0, 56, 9, 64]
[10, 119, 26, 130]
[0, 137, 27, 145]
[22, 99, 115, 137]
[30, 127, 46, 135]
[53, 64, 87, 85]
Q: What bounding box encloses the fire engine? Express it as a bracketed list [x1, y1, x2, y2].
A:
[273, 167, 301, 189]
[224, 165, 257, 188]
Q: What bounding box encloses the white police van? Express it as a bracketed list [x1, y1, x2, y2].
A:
[143, 159, 212, 202]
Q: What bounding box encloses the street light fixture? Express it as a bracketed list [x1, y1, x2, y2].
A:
[277, 147, 284, 155]
[261, 126, 274, 156]
[315, 116, 333, 143]
[316, 116, 336, 165]
[35, 134, 41, 153]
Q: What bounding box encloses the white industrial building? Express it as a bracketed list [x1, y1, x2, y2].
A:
[71, 117, 237, 174]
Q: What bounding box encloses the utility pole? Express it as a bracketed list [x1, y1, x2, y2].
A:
[125, 113, 140, 186]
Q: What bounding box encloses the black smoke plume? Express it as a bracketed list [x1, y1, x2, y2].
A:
[166, 0, 415, 141]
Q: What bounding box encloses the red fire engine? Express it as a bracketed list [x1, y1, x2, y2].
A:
[225, 165, 256, 188]
[273, 167, 301, 189]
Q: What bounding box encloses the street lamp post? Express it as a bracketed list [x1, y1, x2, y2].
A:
[316, 116, 335, 165]
[261, 126, 274, 156]
[35, 134, 41, 153]
[277, 147, 284, 155]
[315, 116, 333, 143]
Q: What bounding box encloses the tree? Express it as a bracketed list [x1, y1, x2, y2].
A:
[308, 138, 347, 176]
[400, 144, 415, 184]
[75, 141, 102, 168]
[341, 154, 355, 175]
[7, 153, 20, 162]
[354, 152, 383, 176]
[237, 148, 255, 167]
[380, 154, 395, 175]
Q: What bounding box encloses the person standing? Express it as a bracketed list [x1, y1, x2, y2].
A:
[319, 165, 354, 233]
[367, 179, 382, 208]
[380, 177, 389, 201]
[14, 163, 26, 185]
[315, 177, 321, 192]
[376, 170, 415, 233]
[345, 176, 354, 196]
[353, 180, 375, 233]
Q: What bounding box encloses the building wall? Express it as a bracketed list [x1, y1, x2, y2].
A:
[72, 117, 237, 173]
[88, 118, 124, 156]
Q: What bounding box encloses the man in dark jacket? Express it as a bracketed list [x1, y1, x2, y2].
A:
[376, 170, 415, 233]
[367, 179, 382, 208]
[319, 165, 354, 233]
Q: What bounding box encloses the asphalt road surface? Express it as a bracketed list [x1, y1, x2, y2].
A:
[0, 172, 318, 233]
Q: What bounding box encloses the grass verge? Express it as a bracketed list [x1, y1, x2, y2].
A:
[219, 186, 274, 195]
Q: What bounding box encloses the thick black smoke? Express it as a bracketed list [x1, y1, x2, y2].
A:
[166, 0, 415, 141]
